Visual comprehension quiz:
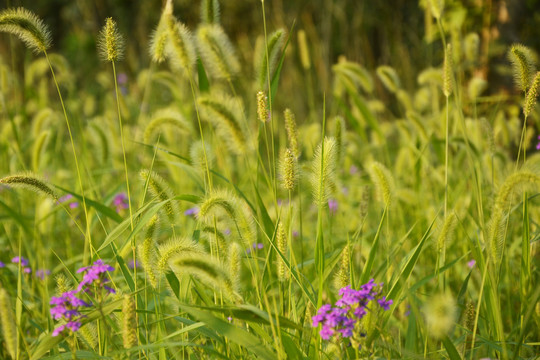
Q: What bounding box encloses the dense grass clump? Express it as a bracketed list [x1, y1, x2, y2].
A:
[0, 1, 538, 359]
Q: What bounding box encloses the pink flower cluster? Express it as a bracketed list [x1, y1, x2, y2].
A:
[50, 259, 115, 337]
[312, 279, 392, 343]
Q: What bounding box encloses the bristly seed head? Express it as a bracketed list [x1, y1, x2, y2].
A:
[98, 17, 124, 62]
[257, 91, 269, 123]
[0, 7, 52, 54]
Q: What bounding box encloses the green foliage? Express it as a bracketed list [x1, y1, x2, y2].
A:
[0, 2, 538, 360]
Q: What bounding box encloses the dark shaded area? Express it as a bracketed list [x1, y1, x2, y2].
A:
[1, 0, 539, 95]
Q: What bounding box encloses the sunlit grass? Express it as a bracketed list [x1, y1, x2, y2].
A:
[0, 1, 539, 359]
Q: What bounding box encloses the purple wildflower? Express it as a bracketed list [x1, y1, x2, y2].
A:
[328, 199, 338, 215]
[184, 207, 199, 216]
[76, 259, 115, 292]
[117, 73, 128, 85]
[467, 259, 476, 268]
[113, 192, 129, 213]
[12, 256, 29, 267]
[377, 296, 393, 311]
[349, 165, 359, 175]
[312, 279, 391, 344]
[69, 202, 79, 208]
[0, 261, 5, 268]
[320, 325, 334, 340]
[58, 194, 73, 203]
[36, 269, 51, 280]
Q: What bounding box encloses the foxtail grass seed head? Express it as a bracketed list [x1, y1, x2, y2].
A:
[284, 108, 299, 158]
[254, 28, 285, 89]
[149, 13, 170, 63]
[464, 33, 480, 64]
[122, 295, 137, 349]
[276, 222, 288, 282]
[280, 148, 298, 191]
[427, 0, 444, 19]
[198, 93, 247, 155]
[200, 0, 220, 24]
[508, 44, 536, 92]
[367, 162, 394, 208]
[310, 137, 338, 205]
[468, 77, 488, 100]
[424, 292, 457, 339]
[0, 288, 17, 359]
[98, 18, 124, 62]
[170, 253, 240, 303]
[143, 107, 192, 144]
[376, 65, 401, 93]
[55, 274, 71, 296]
[524, 71, 540, 118]
[436, 212, 457, 253]
[334, 243, 350, 290]
[0, 7, 52, 54]
[140, 169, 179, 223]
[257, 91, 269, 123]
[190, 140, 215, 174]
[165, 18, 196, 73]
[229, 242, 242, 291]
[334, 116, 345, 164]
[157, 237, 204, 273]
[0, 173, 57, 199]
[297, 29, 311, 70]
[197, 24, 240, 80]
[443, 44, 453, 97]
[138, 215, 159, 288]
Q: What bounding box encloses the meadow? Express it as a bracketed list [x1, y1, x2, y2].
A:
[0, 0, 539, 359]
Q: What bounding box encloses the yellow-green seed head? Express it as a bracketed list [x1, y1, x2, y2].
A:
[257, 91, 269, 123]
[284, 108, 299, 158]
[98, 17, 124, 62]
[0, 288, 17, 359]
[122, 295, 137, 349]
[297, 30, 311, 70]
[524, 71, 540, 118]
[0, 7, 52, 54]
[508, 44, 536, 92]
[0, 173, 57, 199]
[424, 292, 456, 339]
[443, 44, 453, 97]
[427, 0, 444, 19]
[229, 242, 242, 291]
[276, 222, 288, 282]
[279, 148, 298, 191]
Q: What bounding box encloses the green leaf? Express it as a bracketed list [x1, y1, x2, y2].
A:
[360, 206, 387, 284]
[178, 304, 276, 360]
[197, 58, 210, 93]
[442, 335, 462, 360]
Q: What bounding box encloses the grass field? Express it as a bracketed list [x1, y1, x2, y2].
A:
[0, 0, 539, 359]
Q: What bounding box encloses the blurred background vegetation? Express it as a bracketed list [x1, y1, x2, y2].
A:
[2, 0, 540, 104]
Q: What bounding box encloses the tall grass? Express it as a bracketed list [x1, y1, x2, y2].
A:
[0, 2, 538, 360]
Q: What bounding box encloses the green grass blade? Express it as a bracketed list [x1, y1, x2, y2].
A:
[178, 304, 276, 360]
